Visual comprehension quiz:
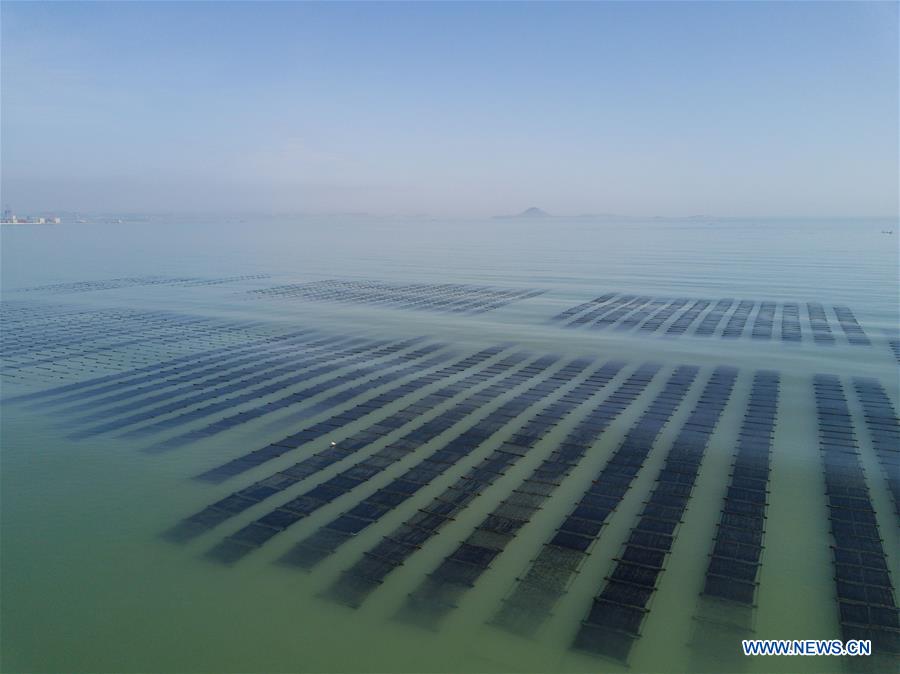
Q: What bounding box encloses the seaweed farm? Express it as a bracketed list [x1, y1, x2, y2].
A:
[1, 215, 898, 673]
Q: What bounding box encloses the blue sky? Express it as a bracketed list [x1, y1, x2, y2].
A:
[2, 1, 897, 217]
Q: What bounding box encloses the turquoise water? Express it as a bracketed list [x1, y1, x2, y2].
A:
[1, 215, 898, 673]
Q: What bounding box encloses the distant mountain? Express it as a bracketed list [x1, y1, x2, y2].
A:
[494, 207, 551, 219]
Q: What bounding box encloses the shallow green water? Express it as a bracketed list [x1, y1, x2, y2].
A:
[1, 216, 898, 673]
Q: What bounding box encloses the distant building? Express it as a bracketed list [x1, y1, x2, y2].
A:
[0, 207, 59, 225]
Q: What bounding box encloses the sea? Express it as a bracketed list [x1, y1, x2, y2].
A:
[1, 215, 897, 673]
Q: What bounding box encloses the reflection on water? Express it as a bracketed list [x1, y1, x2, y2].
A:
[1, 216, 898, 673]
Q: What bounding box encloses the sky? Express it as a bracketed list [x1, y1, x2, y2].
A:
[1, 1, 897, 218]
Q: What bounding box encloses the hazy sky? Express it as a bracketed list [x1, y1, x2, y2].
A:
[2, 1, 897, 217]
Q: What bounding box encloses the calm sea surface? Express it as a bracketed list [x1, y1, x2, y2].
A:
[1, 216, 898, 673]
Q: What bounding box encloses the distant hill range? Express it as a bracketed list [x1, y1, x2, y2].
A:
[493, 207, 627, 220]
[494, 207, 552, 219]
[492, 208, 712, 221]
